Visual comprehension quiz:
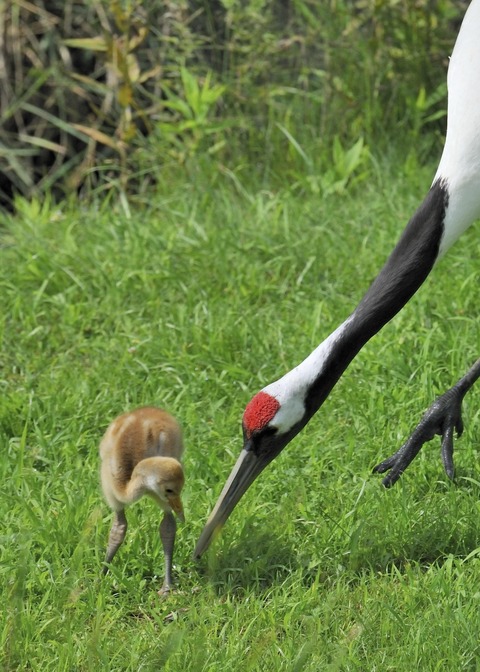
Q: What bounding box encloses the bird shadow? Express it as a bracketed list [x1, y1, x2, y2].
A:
[195, 529, 300, 594]
[192, 471, 480, 595]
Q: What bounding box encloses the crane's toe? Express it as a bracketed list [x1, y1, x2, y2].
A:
[373, 383, 468, 487]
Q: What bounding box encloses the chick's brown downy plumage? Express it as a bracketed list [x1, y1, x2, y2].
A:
[99, 407, 185, 594]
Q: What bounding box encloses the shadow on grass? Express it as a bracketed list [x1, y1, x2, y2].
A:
[194, 528, 299, 594]
[192, 481, 480, 594]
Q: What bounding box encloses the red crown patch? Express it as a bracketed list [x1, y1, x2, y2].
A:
[243, 391, 280, 435]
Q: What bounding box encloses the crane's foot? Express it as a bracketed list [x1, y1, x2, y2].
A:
[373, 383, 466, 487]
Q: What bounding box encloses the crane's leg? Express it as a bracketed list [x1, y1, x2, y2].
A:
[374, 358, 480, 487]
[159, 511, 177, 595]
[102, 509, 128, 574]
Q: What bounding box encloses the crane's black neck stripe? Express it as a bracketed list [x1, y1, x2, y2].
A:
[305, 179, 448, 417]
[352, 177, 447, 338]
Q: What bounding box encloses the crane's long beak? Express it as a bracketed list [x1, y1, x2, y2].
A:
[193, 444, 268, 558]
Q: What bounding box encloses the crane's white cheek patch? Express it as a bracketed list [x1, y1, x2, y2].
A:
[271, 397, 305, 434]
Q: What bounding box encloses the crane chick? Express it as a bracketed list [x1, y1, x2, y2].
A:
[99, 406, 185, 594]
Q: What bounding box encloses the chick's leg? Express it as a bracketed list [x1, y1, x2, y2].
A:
[159, 511, 177, 594]
[103, 509, 128, 574]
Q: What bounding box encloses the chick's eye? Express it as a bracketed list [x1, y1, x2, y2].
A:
[165, 488, 174, 494]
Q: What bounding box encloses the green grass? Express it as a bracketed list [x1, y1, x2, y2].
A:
[1, 159, 479, 671]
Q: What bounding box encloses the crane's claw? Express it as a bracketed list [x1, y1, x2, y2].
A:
[373, 384, 466, 487]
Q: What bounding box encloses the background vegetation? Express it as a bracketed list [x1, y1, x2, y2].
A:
[1, 0, 479, 670]
[0, 0, 468, 208]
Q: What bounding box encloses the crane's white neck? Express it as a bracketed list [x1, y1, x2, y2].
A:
[263, 320, 350, 424]
[262, 0, 480, 436]
[263, 178, 449, 430]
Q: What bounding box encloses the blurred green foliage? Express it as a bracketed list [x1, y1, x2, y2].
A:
[0, 0, 468, 207]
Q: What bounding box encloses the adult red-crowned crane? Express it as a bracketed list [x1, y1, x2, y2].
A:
[194, 0, 480, 558]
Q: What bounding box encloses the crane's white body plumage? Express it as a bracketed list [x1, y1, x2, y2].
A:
[435, 0, 480, 253]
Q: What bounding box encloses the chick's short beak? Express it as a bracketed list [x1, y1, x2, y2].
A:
[168, 494, 185, 523]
